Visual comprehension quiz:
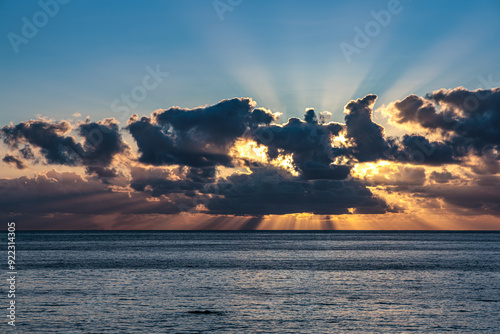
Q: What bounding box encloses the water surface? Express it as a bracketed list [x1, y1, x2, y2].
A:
[5, 231, 500, 333]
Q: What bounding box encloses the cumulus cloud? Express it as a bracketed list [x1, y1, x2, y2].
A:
[127, 98, 279, 168]
[386, 94, 458, 132]
[1, 118, 130, 178]
[344, 94, 390, 162]
[1, 119, 77, 164]
[383, 87, 500, 164]
[392, 134, 459, 165]
[251, 109, 346, 180]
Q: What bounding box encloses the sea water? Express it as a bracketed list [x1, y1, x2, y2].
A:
[5, 231, 500, 333]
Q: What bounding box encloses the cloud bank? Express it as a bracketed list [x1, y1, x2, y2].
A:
[1, 87, 500, 228]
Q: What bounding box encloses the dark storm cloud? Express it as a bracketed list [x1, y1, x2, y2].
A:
[2, 154, 26, 169]
[392, 135, 459, 165]
[344, 94, 390, 162]
[339, 91, 498, 166]
[428, 87, 500, 150]
[387, 87, 500, 156]
[204, 167, 393, 216]
[153, 98, 276, 144]
[127, 98, 277, 167]
[300, 161, 351, 180]
[77, 119, 130, 177]
[1, 119, 77, 164]
[78, 119, 128, 166]
[390, 94, 458, 131]
[1, 118, 129, 177]
[252, 109, 347, 180]
[125, 163, 390, 216]
[126, 116, 233, 167]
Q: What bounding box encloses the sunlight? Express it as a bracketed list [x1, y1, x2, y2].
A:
[230, 139, 299, 176]
[332, 133, 348, 148]
[351, 160, 391, 179]
[231, 138, 269, 163]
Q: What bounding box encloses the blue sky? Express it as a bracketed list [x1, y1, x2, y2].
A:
[2, 1, 500, 230]
[1, 0, 500, 128]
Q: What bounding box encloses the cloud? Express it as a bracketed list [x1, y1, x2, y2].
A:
[85, 166, 119, 179]
[384, 87, 500, 162]
[430, 170, 457, 184]
[304, 108, 317, 124]
[385, 94, 458, 132]
[413, 181, 500, 216]
[392, 134, 458, 165]
[129, 165, 214, 197]
[466, 153, 500, 175]
[205, 166, 394, 216]
[1, 118, 130, 177]
[0, 170, 182, 216]
[251, 109, 346, 180]
[126, 115, 233, 167]
[1, 89, 499, 225]
[369, 164, 500, 216]
[428, 87, 500, 151]
[1, 119, 77, 164]
[126, 98, 278, 168]
[354, 163, 426, 187]
[78, 119, 128, 166]
[2, 154, 26, 169]
[344, 94, 390, 162]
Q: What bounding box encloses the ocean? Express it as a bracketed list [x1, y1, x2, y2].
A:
[5, 231, 500, 333]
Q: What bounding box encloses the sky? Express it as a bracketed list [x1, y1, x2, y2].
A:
[1, 0, 500, 230]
